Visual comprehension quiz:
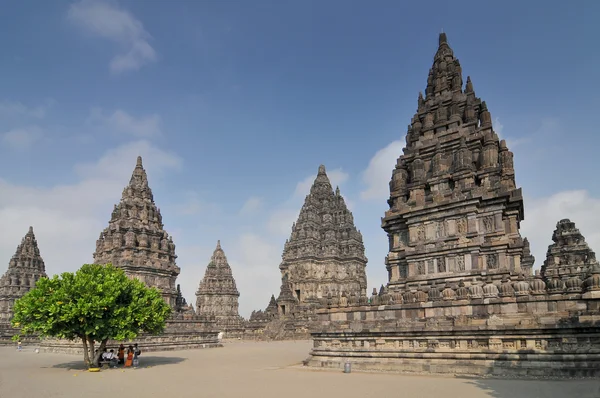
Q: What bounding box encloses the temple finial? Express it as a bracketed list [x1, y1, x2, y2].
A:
[216, 240, 221, 250]
[318, 164, 326, 174]
[28, 226, 33, 234]
[439, 32, 448, 46]
[136, 156, 143, 167]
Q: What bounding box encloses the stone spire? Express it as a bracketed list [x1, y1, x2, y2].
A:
[541, 219, 598, 280]
[278, 164, 368, 312]
[93, 156, 180, 307]
[195, 241, 242, 330]
[0, 227, 47, 322]
[383, 33, 530, 291]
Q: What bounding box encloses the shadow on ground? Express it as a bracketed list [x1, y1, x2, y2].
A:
[47, 356, 187, 371]
[461, 377, 600, 398]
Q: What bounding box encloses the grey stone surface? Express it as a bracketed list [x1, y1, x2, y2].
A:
[305, 33, 600, 377]
[93, 156, 180, 307]
[196, 241, 244, 335]
[0, 227, 47, 325]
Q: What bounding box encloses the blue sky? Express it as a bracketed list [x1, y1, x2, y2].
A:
[0, 0, 599, 317]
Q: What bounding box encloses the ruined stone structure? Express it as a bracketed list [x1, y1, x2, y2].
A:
[306, 33, 600, 377]
[245, 295, 280, 338]
[541, 219, 598, 281]
[248, 295, 278, 324]
[196, 241, 244, 335]
[277, 164, 367, 314]
[175, 284, 196, 319]
[0, 227, 48, 344]
[93, 156, 180, 307]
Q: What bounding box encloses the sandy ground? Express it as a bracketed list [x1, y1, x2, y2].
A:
[1, 341, 599, 398]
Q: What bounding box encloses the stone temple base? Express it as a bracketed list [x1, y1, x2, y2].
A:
[306, 293, 600, 378]
[39, 319, 221, 355]
[0, 323, 39, 346]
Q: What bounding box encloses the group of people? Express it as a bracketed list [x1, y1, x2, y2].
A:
[100, 343, 142, 368]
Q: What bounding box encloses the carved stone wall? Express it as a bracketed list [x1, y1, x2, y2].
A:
[0, 227, 47, 323]
[383, 33, 533, 293]
[93, 156, 180, 307]
[196, 241, 244, 334]
[541, 219, 598, 281]
[277, 165, 368, 314]
[304, 33, 600, 378]
[307, 264, 600, 377]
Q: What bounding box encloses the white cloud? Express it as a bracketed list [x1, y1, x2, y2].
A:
[0, 99, 54, 119]
[240, 196, 263, 215]
[2, 126, 44, 149]
[87, 108, 162, 138]
[493, 116, 530, 149]
[67, 0, 157, 74]
[174, 234, 282, 318]
[228, 234, 282, 316]
[0, 140, 182, 282]
[172, 191, 220, 216]
[522, 190, 600, 271]
[267, 208, 300, 237]
[493, 117, 504, 137]
[360, 140, 403, 201]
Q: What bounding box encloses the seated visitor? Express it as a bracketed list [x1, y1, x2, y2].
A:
[124, 345, 134, 368]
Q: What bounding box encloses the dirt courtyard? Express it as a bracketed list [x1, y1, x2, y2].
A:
[1, 340, 599, 398]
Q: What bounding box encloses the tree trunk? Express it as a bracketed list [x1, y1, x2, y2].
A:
[87, 337, 97, 367]
[91, 339, 108, 367]
[81, 336, 90, 366]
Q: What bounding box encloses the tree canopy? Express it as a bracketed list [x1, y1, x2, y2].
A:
[12, 263, 171, 366]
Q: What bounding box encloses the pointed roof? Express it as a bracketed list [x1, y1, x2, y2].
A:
[7, 226, 46, 273]
[541, 219, 598, 279]
[1, 227, 48, 321]
[93, 156, 179, 304]
[196, 241, 240, 297]
[281, 164, 367, 263]
[123, 155, 154, 202]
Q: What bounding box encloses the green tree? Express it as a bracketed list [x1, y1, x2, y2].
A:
[11, 264, 171, 367]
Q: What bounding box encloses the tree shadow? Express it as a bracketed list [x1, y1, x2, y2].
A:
[47, 356, 187, 371]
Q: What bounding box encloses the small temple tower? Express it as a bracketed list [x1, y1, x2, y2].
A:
[0, 227, 47, 322]
[277, 165, 368, 314]
[93, 156, 181, 307]
[382, 33, 534, 292]
[195, 241, 243, 332]
[541, 219, 599, 281]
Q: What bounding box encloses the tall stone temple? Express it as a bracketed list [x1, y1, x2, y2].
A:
[93, 156, 180, 307]
[307, 33, 600, 377]
[383, 32, 533, 291]
[0, 227, 47, 323]
[196, 241, 243, 334]
[277, 165, 367, 314]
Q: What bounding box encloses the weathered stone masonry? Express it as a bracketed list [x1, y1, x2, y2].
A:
[305, 33, 600, 377]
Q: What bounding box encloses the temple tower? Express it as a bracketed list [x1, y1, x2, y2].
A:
[195, 241, 242, 330]
[277, 165, 368, 313]
[541, 219, 598, 281]
[0, 227, 47, 322]
[93, 156, 180, 307]
[382, 33, 533, 292]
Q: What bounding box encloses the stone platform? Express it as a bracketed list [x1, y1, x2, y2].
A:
[306, 288, 600, 377]
[39, 319, 221, 355]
